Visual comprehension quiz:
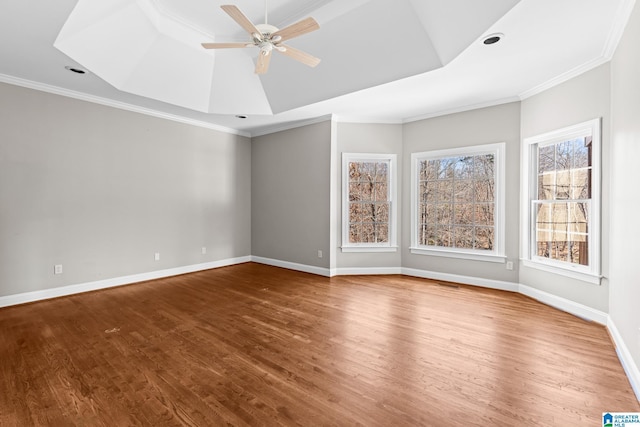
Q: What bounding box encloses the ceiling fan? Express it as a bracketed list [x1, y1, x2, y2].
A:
[201, 2, 321, 74]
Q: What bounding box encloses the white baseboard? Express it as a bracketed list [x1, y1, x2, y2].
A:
[335, 267, 403, 276]
[401, 267, 520, 292]
[518, 284, 608, 325]
[0, 256, 251, 309]
[608, 318, 640, 403]
[251, 256, 332, 277]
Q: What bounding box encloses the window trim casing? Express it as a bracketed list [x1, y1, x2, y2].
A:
[410, 142, 506, 263]
[520, 118, 602, 285]
[341, 153, 398, 253]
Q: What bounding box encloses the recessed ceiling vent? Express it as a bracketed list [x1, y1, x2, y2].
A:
[483, 33, 504, 45]
[65, 65, 86, 74]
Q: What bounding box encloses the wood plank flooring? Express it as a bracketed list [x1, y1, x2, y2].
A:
[0, 262, 638, 426]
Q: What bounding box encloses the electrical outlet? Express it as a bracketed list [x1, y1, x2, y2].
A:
[154, 252, 160, 261]
[506, 261, 514, 271]
[54, 264, 63, 275]
[317, 250, 323, 258]
[202, 247, 207, 255]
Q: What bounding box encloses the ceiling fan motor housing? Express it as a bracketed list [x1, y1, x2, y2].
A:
[255, 23, 283, 54]
[256, 23, 279, 38]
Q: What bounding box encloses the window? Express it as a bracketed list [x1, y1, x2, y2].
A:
[342, 153, 397, 252]
[521, 118, 601, 284]
[410, 143, 505, 262]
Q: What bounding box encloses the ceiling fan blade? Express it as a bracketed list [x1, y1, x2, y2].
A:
[255, 51, 272, 74]
[271, 17, 319, 43]
[221, 5, 260, 36]
[201, 42, 252, 49]
[278, 44, 321, 68]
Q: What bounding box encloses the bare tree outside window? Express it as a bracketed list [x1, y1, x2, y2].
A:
[534, 137, 592, 266]
[417, 154, 495, 251]
[348, 160, 390, 244]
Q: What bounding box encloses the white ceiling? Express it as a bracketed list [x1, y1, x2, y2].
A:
[0, 0, 633, 136]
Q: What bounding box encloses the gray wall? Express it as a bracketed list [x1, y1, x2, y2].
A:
[520, 64, 611, 312]
[335, 122, 403, 270]
[402, 102, 521, 283]
[0, 82, 251, 297]
[610, 2, 640, 378]
[251, 121, 332, 268]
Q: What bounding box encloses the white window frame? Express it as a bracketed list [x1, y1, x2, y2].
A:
[520, 118, 601, 284]
[410, 143, 506, 263]
[341, 153, 398, 253]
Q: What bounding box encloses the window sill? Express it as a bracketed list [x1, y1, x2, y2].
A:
[341, 246, 398, 253]
[410, 247, 506, 263]
[521, 259, 601, 285]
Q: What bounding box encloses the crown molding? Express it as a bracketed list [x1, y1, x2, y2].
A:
[520, 0, 635, 101]
[518, 56, 610, 101]
[403, 96, 521, 124]
[603, 0, 637, 58]
[249, 114, 333, 137]
[0, 73, 251, 138]
[331, 115, 403, 125]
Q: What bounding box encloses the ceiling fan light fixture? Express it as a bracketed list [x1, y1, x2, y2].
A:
[259, 44, 273, 54]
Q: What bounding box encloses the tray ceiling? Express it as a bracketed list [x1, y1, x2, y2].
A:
[54, 0, 518, 114]
[0, 0, 631, 135]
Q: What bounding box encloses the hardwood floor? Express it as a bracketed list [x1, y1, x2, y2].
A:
[0, 262, 638, 426]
